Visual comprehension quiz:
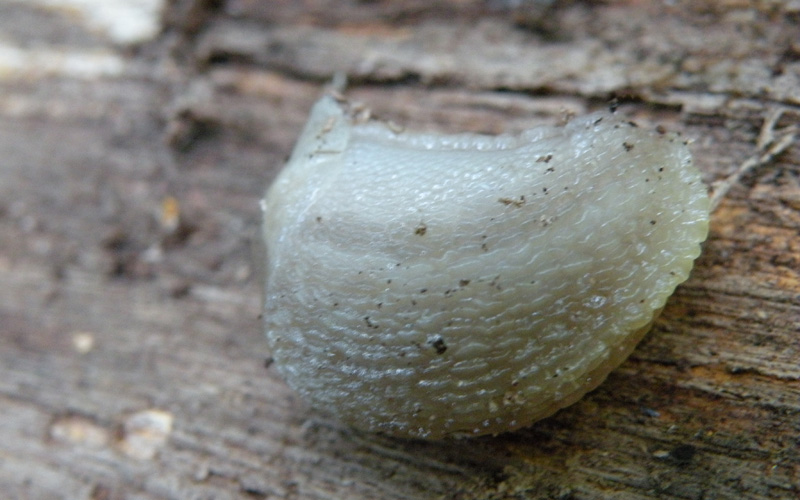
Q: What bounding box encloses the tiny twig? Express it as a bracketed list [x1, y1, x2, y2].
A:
[756, 106, 785, 150]
[709, 108, 798, 212]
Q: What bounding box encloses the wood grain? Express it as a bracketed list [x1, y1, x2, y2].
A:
[1, 1, 798, 499]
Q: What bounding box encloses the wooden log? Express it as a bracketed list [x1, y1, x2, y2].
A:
[1, 1, 798, 498]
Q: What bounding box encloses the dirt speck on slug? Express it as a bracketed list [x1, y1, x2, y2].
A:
[429, 337, 447, 355]
[498, 196, 525, 207]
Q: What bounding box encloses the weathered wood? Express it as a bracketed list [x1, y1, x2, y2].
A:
[1, 1, 798, 499]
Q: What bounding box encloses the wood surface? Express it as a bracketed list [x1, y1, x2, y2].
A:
[1, 1, 798, 499]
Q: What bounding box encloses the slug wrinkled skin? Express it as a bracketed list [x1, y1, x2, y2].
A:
[261, 95, 709, 439]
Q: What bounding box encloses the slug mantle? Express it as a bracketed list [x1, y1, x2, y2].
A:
[260, 94, 710, 439]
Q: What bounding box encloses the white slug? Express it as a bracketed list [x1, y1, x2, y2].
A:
[261, 94, 710, 439]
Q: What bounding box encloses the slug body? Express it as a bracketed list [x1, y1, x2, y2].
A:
[261, 95, 709, 439]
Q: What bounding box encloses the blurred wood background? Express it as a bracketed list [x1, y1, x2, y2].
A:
[1, 1, 798, 499]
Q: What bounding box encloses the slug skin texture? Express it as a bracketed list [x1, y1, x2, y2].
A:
[262, 95, 710, 439]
